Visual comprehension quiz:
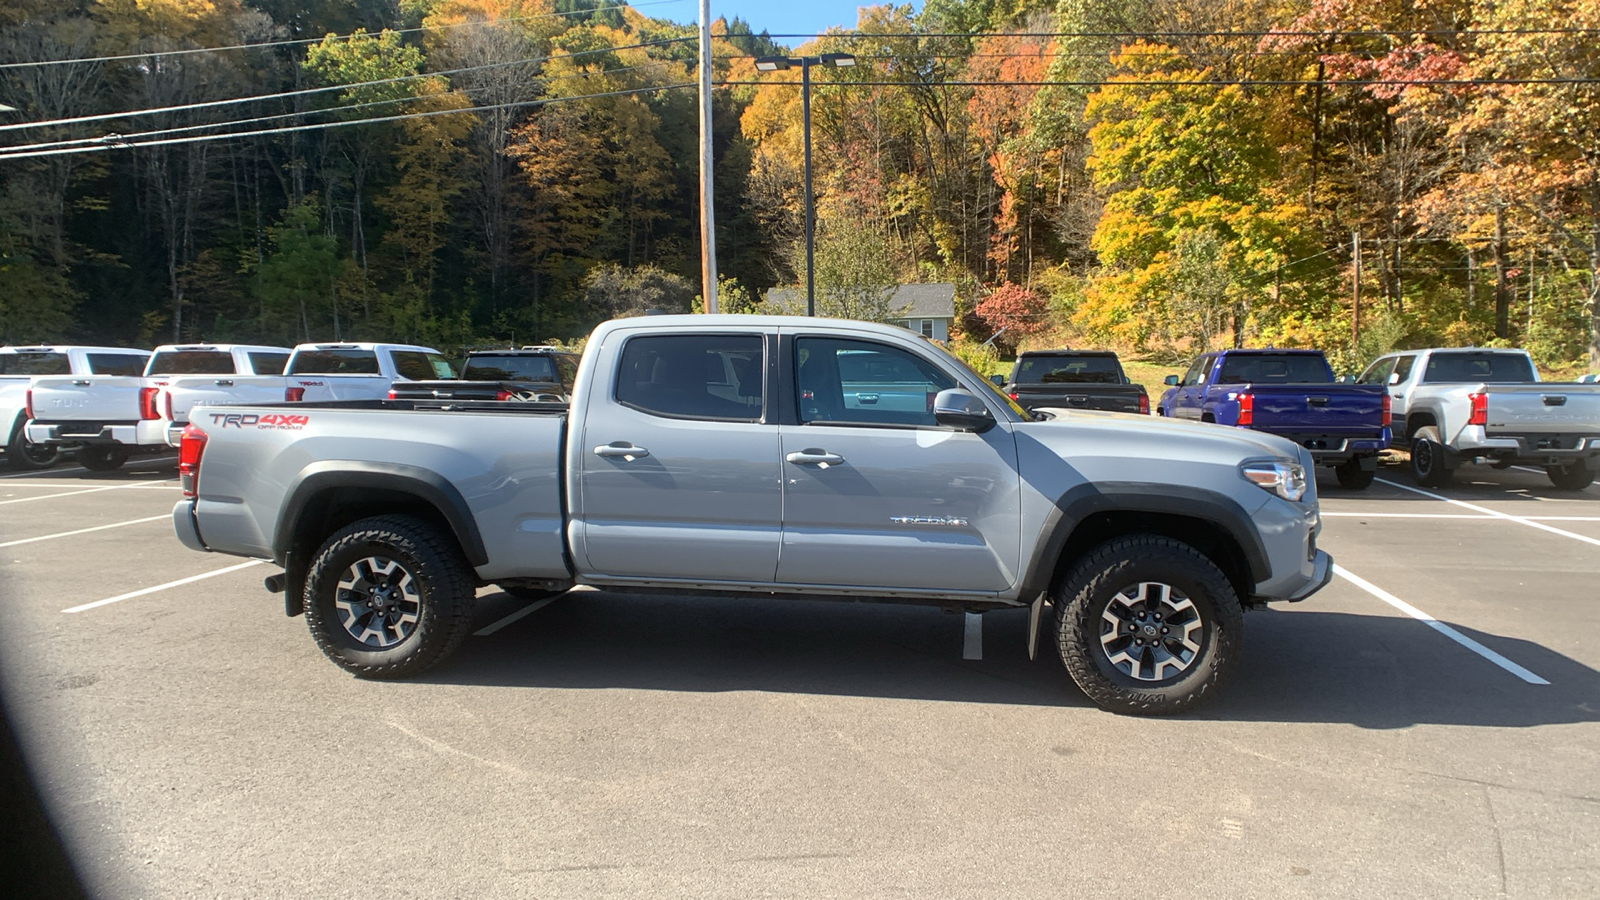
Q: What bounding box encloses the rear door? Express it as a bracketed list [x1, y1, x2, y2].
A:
[776, 332, 1023, 593]
[1171, 355, 1213, 420]
[574, 329, 781, 582]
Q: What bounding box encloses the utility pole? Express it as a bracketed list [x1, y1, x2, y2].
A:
[697, 0, 718, 314]
[1352, 231, 1362, 348]
[801, 60, 814, 316]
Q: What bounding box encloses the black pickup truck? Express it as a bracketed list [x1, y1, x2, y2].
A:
[388, 347, 579, 402]
[999, 350, 1149, 415]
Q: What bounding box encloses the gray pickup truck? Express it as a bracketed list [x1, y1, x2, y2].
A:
[171, 316, 1331, 716]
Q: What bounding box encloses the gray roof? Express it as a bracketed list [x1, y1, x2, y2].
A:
[762, 283, 956, 319]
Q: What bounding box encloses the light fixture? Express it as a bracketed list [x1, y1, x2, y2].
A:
[753, 56, 791, 72]
[820, 53, 857, 67]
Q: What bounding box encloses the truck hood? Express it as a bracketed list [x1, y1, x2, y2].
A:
[1018, 407, 1308, 465]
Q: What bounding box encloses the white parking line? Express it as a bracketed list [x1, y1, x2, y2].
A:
[1332, 564, 1549, 685]
[0, 484, 139, 505]
[0, 454, 177, 480]
[1322, 512, 1600, 521]
[1375, 478, 1600, 548]
[63, 560, 264, 614]
[474, 597, 558, 636]
[963, 612, 983, 660]
[0, 515, 168, 548]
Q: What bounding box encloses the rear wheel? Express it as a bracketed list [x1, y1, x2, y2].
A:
[303, 515, 476, 678]
[6, 416, 62, 471]
[1334, 459, 1376, 490]
[77, 445, 129, 472]
[1547, 463, 1595, 491]
[1055, 536, 1243, 716]
[1409, 426, 1453, 488]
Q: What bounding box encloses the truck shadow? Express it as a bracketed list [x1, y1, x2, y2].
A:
[425, 593, 1600, 730]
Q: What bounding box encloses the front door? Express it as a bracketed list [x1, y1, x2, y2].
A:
[575, 331, 781, 582]
[776, 334, 1023, 593]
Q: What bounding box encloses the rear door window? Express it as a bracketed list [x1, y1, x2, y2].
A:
[392, 351, 456, 380]
[247, 351, 290, 375]
[1392, 355, 1417, 383]
[1358, 357, 1396, 384]
[555, 355, 578, 391]
[0, 352, 69, 375]
[288, 349, 380, 375]
[147, 350, 236, 376]
[86, 354, 149, 376]
[615, 334, 764, 421]
[1180, 356, 1210, 387]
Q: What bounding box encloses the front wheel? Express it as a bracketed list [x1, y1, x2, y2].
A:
[6, 417, 62, 471]
[1055, 536, 1244, 716]
[1409, 426, 1453, 488]
[303, 515, 476, 678]
[77, 445, 130, 472]
[1547, 463, 1595, 491]
[1334, 459, 1376, 490]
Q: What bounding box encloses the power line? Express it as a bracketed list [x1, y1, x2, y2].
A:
[0, 60, 687, 155]
[0, 37, 694, 135]
[0, 0, 693, 70]
[765, 28, 1600, 39]
[721, 77, 1600, 87]
[0, 83, 697, 160]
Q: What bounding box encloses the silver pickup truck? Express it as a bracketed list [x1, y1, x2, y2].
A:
[1359, 348, 1600, 489]
[171, 316, 1332, 716]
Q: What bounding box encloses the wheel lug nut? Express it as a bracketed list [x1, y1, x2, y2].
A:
[1161, 627, 1169, 634]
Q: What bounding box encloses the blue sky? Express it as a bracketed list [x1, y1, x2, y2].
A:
[655, 0, 918, 40]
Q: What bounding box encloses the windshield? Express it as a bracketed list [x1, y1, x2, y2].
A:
[1422, 352, 1537, 384]
[463, 355, 559, 383]
[1013, 355, 1122, 384]
[0, 352, 70, 375]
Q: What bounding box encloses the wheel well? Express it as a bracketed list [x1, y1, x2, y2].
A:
[1052, 511, 1254, 603]
[288, 487, 460, 564]
[1403, 411, 1436, 441]
[1200, 413, 1215, 423]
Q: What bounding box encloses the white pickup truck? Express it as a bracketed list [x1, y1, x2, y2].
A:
[3, 346, 153, 470]
[24, 344, 288, 471]
[158, 342, 452, 445]
[1359, 347, 1600, 489]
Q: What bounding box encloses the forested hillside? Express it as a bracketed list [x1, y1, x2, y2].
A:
[2, 0, 1597, 372]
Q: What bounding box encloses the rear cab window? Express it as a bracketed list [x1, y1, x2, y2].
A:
[1013, 355, 1122, 384]
[247, 352, 290, 375]
[615, 334, 764, 421]
[147, 350, 236, 376]
[288, 349, 381, 375]
[1422, 353, 1536, 384]
[463, 355, 558, 383]
[0, 352, 70, 375]
[1217, 354, 1332, 384]
[86, 354, 149, 376]
[391, 351, 456, 381]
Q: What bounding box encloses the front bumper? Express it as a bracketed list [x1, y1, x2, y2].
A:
[1287, 549, 1333, 601]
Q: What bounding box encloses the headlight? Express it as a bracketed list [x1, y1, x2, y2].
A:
[1241, 460, 1308, 502]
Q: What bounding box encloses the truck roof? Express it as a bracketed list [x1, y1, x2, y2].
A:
[292, 342, 441, 353]
[1, 345, 152, 355]
[1210, 348, 1327, 356]
[591, 315, 930, 342]
[151, 343, 292, 353]
[1018, 349, 1117, 357]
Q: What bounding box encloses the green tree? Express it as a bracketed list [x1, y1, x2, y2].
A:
[254, 200, 341, 341]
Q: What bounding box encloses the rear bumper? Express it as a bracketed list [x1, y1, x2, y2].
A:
[171, 500, 208, 553]
[1454, 428, 1600, 465]
[26, 420, 168, 447]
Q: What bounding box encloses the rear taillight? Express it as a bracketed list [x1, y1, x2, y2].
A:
[1138, 394, 1150, 415]
[495, 390, 513, 401]
[1008, 392, 1019, 401]
[139, 386, 160, 420]
[24, 389, 33, 420]
[178, 424, 207, 498]
[1380, 393, 1392, 428]
[1236, 392, 1254, 427]
[285, 387, 306, 402]
[387, 389, 398, 400]
[1468, 392, 1487, 426]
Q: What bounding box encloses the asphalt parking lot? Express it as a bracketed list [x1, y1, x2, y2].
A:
[1, 453, 1596, 899]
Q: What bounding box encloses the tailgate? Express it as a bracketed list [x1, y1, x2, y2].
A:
[1013, 384, 1142, 412]
[27, 376, 145, 424]
[166, 376, 287, 423]
[1484, 385, 1600, 436]
[1246, 384, 1385, 434]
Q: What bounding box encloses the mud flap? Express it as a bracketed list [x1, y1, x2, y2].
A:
[1027, 592, 1045, 661]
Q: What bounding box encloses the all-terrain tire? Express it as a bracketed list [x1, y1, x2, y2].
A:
[303, 515, 476, 679]
[1547, 463, 1595, 492]
[1055, 535, 1244, 716]
[77, 445, 129, 472]
[1409, 426, 1453, 488]
[6, 415, 62, 471]
[1334, 459, 1376, 490]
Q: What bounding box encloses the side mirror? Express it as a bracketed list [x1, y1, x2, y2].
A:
[1163, 375, 1179, 386]
[933, 388, 995, 432]
[1388, 372, 1401, 385]
[989, 373, 1005, 387]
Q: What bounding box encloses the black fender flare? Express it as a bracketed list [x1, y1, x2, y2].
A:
[1016, 482, 1271, 601]
[273, 461, 490, 567]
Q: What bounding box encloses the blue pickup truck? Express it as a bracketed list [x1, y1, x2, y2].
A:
[1159, 349, 1391, 489]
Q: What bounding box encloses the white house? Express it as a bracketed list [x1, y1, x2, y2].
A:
[760, 283, 957, 342]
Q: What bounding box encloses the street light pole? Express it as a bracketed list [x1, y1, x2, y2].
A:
[801, 58, 814, 316]
[753, 53, 856, 317]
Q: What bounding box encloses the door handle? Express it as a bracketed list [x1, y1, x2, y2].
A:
[1307, 396, 1329, 408]
[786, 449, 846, 467]
[215, 379, 234, 387]
[72, 379, 91, 386]
[856, 393, 879, 404]
[593, 442, 649, 460]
